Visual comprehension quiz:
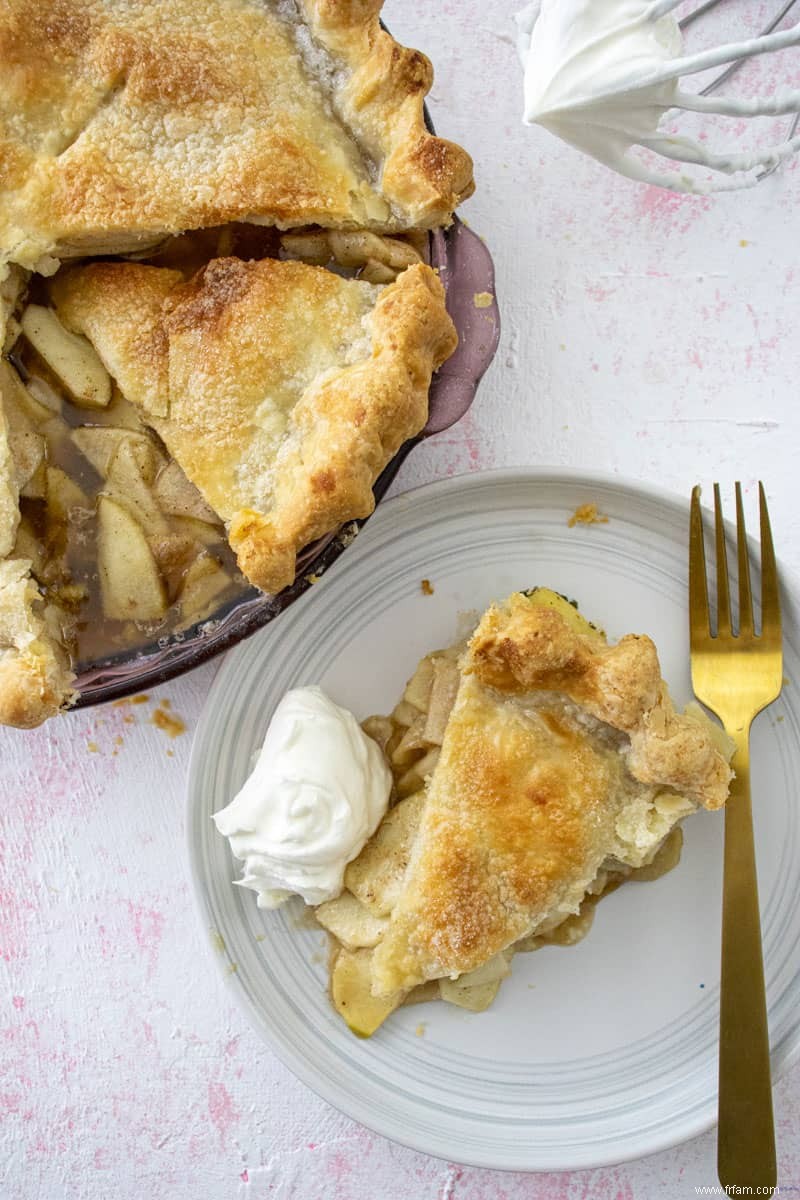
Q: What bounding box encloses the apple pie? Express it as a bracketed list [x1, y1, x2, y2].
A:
[318, 589, 733, 1036]
[0, 0, 474, 274]
[0, 0, 473, 727]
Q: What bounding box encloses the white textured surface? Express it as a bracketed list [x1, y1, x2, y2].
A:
[2, 2, 800, 1197]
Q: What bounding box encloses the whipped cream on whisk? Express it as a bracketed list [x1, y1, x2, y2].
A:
[515, 0, 800, 192]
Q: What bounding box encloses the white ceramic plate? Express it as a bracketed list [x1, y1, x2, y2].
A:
[186, 469, 800, 1172]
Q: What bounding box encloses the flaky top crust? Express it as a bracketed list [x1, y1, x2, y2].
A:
[53, 257, 457, 594]
[370, 593, 732, 995]
[0, 0, 474, 272]
[467, 594, 732, 810]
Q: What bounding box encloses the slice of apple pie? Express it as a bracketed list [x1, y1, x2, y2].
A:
[52, 256, 455, 595]
[318, 589, 733, 1036]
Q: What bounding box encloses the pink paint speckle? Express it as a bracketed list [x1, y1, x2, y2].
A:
[207, 1082, 239, 1146]
[240, 1169, 249, 1183]
[11, 996, 24, 1010]
[633, 183, 712, 234]
[126, 901, 165, 979]
[94, 1147, 110, 1170]
[688, 349, 703, 371]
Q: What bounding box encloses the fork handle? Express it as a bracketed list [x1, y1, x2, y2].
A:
[717, 730, 777, 1191]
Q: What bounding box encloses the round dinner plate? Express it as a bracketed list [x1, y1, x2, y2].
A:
[186, 468, 800, 1172]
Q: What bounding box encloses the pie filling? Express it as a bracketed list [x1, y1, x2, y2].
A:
[0, 227, 429, 668]
[315, 589, 733, 1037]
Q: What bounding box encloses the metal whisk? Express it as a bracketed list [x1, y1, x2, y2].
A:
[517, 0, 800, 193]
[674, 0, 800, 184]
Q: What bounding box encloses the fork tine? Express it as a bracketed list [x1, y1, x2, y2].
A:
[690, 485, 711, 642]
[714, 483, 732, 637]
[759, 482, 781, 639]
[735, 482, 755, 635]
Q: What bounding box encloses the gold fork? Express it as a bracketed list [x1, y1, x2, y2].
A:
[689, 482, 781, 1193]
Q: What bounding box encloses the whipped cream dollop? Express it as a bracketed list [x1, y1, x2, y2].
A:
[515, 0, 800, 192]
[213, 687, 391, 909]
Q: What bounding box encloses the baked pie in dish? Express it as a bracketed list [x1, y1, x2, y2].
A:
[317, 589, 733, 1036]
[0, 0, 474, 727]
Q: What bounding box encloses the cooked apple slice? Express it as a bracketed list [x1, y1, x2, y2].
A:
[24, 375, 62, 418]
[170, 515, 224, 546]
[402, 654, 434, 710]
[104, 390, 149, 431]
[105, 440, 168, 535]
[525, 587, 602, 639]
[148, 533, 200, 602]
[396, 746, 440, 799]
[97, 496, 167, 621]
[46, 467, 86, 523]
[73, 427, 160, 482]
[178, 554, 231, 622]
[153, 461, 219, 523]
[345, 791, 426, 918]
[10, 431, 46, 497]
[0, 360, 55, 430]
[11, 514, 45, 576]
[331, 948, 403, 1038]
[422, 655, 460, 745]
[21, 305, 111, 409]
[439, 954, 511, 1012]
[315, 892, 388, 951]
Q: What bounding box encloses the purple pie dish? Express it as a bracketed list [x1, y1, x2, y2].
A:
[73, 217, 500, 707]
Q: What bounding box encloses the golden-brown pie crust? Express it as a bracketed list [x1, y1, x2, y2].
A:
[53, 257, 457, 594]
[0, 0, 474, 273]
[370, 593, 732, 995]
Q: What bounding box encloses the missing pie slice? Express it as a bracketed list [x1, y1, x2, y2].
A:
[317, 589, 733, 1036]
[51, 255, 456, 594]
[0, 0, 474, 274]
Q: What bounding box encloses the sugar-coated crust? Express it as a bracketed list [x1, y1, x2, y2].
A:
[54, 258, 456, 594]
[370, 594, 732, 995]
[228, 261, 456, 592]
[0, 0, 474, 272]
[297, 0, 474, 227]
[467, 593, 731, 810]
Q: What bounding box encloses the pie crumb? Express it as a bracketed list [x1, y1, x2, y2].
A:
[473, 291, 493, 309]
[305, 573, 322, 585]
[415, 1022, 426, 1037]
[87, 740, 99, 753]
[421, 578, 434, 596]
[568, 503, 609, 528]
[151, 706, 186, 738]
[131, 694, 150, 705]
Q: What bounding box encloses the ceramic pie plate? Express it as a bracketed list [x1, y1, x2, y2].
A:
[186, 468, 800, 1172]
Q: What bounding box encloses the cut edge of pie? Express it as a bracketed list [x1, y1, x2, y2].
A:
[0, 330, 76, 728]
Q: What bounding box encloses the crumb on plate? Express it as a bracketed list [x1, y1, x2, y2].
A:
[473, 291, 493, 308]
[568, 503, 609, 528]
[421, 578, 434, 596]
